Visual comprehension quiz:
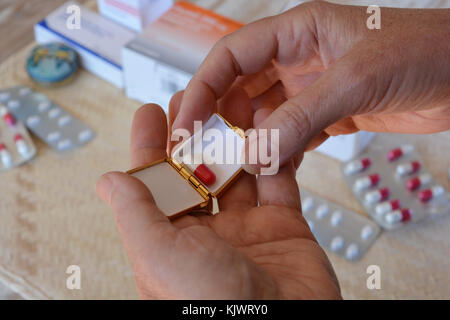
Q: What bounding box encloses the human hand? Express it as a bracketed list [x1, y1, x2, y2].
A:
[172, 1, 450, 173]
[96, 88, 341, 299]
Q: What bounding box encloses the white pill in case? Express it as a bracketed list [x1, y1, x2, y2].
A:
[301, 189, 381, 261]
[0, 86, 95, 152]
[128, 113, 246, 219]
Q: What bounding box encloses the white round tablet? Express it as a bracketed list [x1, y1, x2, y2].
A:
[7, 100, 20, 109]
[361, 225, 374, 240]
[38, 101, 51, 112]
[19, 87, 31, 96]
[58, 139, 72, 150]
[346, 243, 360, 260]
[58, 115, 71, 127]
[27, 115, 40, 127]
[330, 236, 344, 252]
[47, 131, 61, 142]
[330, 211, 343, 227]
[316, 204, 329, 219]
[78, 129, 92, 142]
[301, 197, 314, 213]
[48, 108, 61, 119]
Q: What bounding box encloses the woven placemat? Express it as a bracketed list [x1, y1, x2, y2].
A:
[0, 40, 142, 299]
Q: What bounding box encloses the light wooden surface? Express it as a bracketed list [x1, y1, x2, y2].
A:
[0, 0, 86, 300]
[0, 1, 88, 63]
[0, 0, 449, 300]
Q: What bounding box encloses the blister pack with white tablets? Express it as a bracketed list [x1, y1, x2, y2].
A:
[301, 189, 380, 261]
[0, 86, 94, 152]
[341, 144, 450, 230]
[0, 103, 36, 170]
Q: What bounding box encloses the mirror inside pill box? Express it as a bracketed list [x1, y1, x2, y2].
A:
[127, 113, 245, 219]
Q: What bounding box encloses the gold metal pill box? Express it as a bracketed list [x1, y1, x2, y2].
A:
[127, 113, 245, 219]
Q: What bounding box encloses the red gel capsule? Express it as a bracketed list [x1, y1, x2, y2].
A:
[361, 158, 371, 169]
[411, 161, 421, 172]
[379, 187, 390, 201]
[406, 177, 421, 191]
[390, 199, 401, 211]
[406, 174, 431, 191]
[387, 145, 414, 162]
[387, 148, 403, 161]
[194, 164, 216, 186]
[419, 190, 432, 202]
[0, 143, 6, 151]
[3, 113, 15, 126]
[369, 174, 380, 185]
[400, 208, 412, 222]
[418, 186, 444, 203]
[14, 133, 23, 142]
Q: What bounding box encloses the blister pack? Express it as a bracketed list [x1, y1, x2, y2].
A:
[0, 104, 36, 171]
[0, 86, 94, 152]
[301, 189, 380, 261]
[341, 144, 450, 230]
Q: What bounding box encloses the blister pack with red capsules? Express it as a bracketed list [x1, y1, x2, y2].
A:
[0, 103, 36, 171]
[341, 144, 449, 230]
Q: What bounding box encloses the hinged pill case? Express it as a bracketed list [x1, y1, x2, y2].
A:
[127, 113, 245, 219]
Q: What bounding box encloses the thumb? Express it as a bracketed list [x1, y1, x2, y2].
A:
[243, 50, 372, 175]
[96, 172, 175, 262]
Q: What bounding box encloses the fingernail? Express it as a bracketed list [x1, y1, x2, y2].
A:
[240, 130, 260, 175]
[172, 117, 180, 133]
[242, 163, 260, 175]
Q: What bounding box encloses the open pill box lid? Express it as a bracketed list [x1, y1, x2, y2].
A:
[127, 114, 245, 219]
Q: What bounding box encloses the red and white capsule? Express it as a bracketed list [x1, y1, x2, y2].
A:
[405, 174, 431, 191]
[0, 105, 15, 127]
[0, 143, 12, 167]
[14, 134, 29, 157]
[375, 199, 401, 216]
[418, 185, 445, 203]
[193, 164, 216, 186]
[354, 173, 380, 191]
[385, 208, 412, 225]
[387, 144, 414, 162]
[365, 187, 390, 204]
[396, 161, 421, 176]
[344, 157, 371, 175]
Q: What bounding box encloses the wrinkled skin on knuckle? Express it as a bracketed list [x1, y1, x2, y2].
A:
[274, 3, 320, 66]
[279, 102, 313, 147]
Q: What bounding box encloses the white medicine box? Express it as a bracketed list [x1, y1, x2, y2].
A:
[97, 0, 173, 32]
[315, 131, 376, 162]
[122, 1, 243, 112]
[34, 1, 136, 88]
[128, 114, 245, 219]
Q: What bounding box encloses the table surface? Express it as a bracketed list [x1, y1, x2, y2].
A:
[0, 0, 88, 300]
[0, 0, 449, 300]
